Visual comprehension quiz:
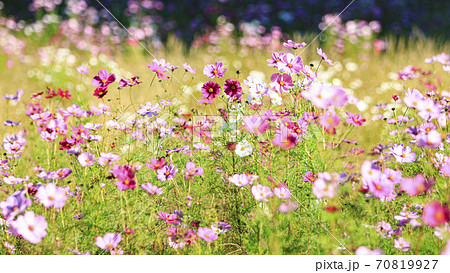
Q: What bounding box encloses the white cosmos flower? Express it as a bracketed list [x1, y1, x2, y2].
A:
[235, 139, 252, 157]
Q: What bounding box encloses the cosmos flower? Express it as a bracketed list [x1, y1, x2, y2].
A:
[203, 62, 227, 78]
[243, 115, 270, 135]
[229, 173, 250, 187]
[0, 190, 32, 219]
[146, 157, 167, 170]
[182, 63, 196, 74]
[394, 237, 411, 252]
[355, 246, 383, 255]
[11, 211, 47, 244]
[317, 48, 333, 65]
[95, 233, 122, 251]
[422, 202, 450, 227]
[390, 144, 416, 163]
[77, 66, 89, 74]
[345, 112, 366, 126]
[147, 58, 170, 79]
[251, 185, 273, 202]
[156, 164, 178, 181]
[223, 79, 243, 102]
[283, 40, 307, 49]
[36, 183, 68, 209]
[137, 102, 161, 117]
[235, 139, 252, 157]
[92, 70, 116, 88]
[77, 152, 95, 167]
[201, 81, 221, 100]
[198, 227, 218, 242]
[141, 182, 163, 195]
[273, 187, 292, 199]
[97, 152, 121, 166]
[269, 73, 294, 93]
[118, 76, 142, 89]
[312, 172, 339, 199]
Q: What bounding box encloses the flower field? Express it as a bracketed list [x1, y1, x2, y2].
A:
[0, 1, 450, 256]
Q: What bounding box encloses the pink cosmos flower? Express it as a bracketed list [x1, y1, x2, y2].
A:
[319, 109, 341, 130]
[273, 187, 292, 199]
[198, 227, 218, 242]
[182, 63, 196, 74]
[92, 70, 116, 87]
[77, 152, 95, 167]
[184, 162, 203, 178]
[77, 66, 89, 74]
[269, 73, 294, 93]
[229, 174, 250, 187]
[11, 211, 47, 244]
[345, 112, 366, 126]
[203, 62, 227, 78]
[141, 182, 163, 195]
[118, 76, 141, 89]
[267, 52, 285, 68]
[416, 130, 442, 149]
[366, 176, 394, 199]
[383, 168, 403, 184]
[283, 40, 307, 49]
[376, 221, 393, 238]
[97, 152, 121, 166]
[312, 172, 339, 199]
[390, 144, 416, 163]
[251, 185, 273, 202]
[394, 237, 411, 252]
[201, 81, 221, 100]
[243, 115, 270, 135]
[300, 65, 317, 81]
[422, 202, 450, 227]
[278, 53, 303, 74]
[317, 48, 333, 65]
[302, 85, 348, 109]
[400, 174, 431, 196]
[109, 165, 139, 191]
[403, 88, 423, 109]
[156, 164, 178, 181]
[272, 127, 298, 149]
[146, 157, 167, 170]
[156, 211, 180, 225]
[223, 79, 243, 102]
[95, 233, 122, 251]
[147, 58, 170, 79]
[36, 183, 68, 208]
[417, 98, 441, 120]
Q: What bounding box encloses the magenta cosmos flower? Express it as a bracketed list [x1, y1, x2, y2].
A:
[390, 144, 416, 163]
[269, 73, 294, 93]
[251, 185, 273, 202]
[223, 79, 243, 102]
[109, 165, 138, 191]
[422, 202, 450, 227]
[95, 233, 122, 251]
[198, 227, 218, 242]
[92, 70, 116, 87]
[146, 157, 167, 170]
[36, 183, 68, 208]
[203, 62, 227, 78]
[156, 164, 178, 181]
[12, 211, 47, 244]
[147, 58, 170, 79]
[118, 76, 142, 89]
[201, 81, 221, 100]
[345, 112, 366, 126]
